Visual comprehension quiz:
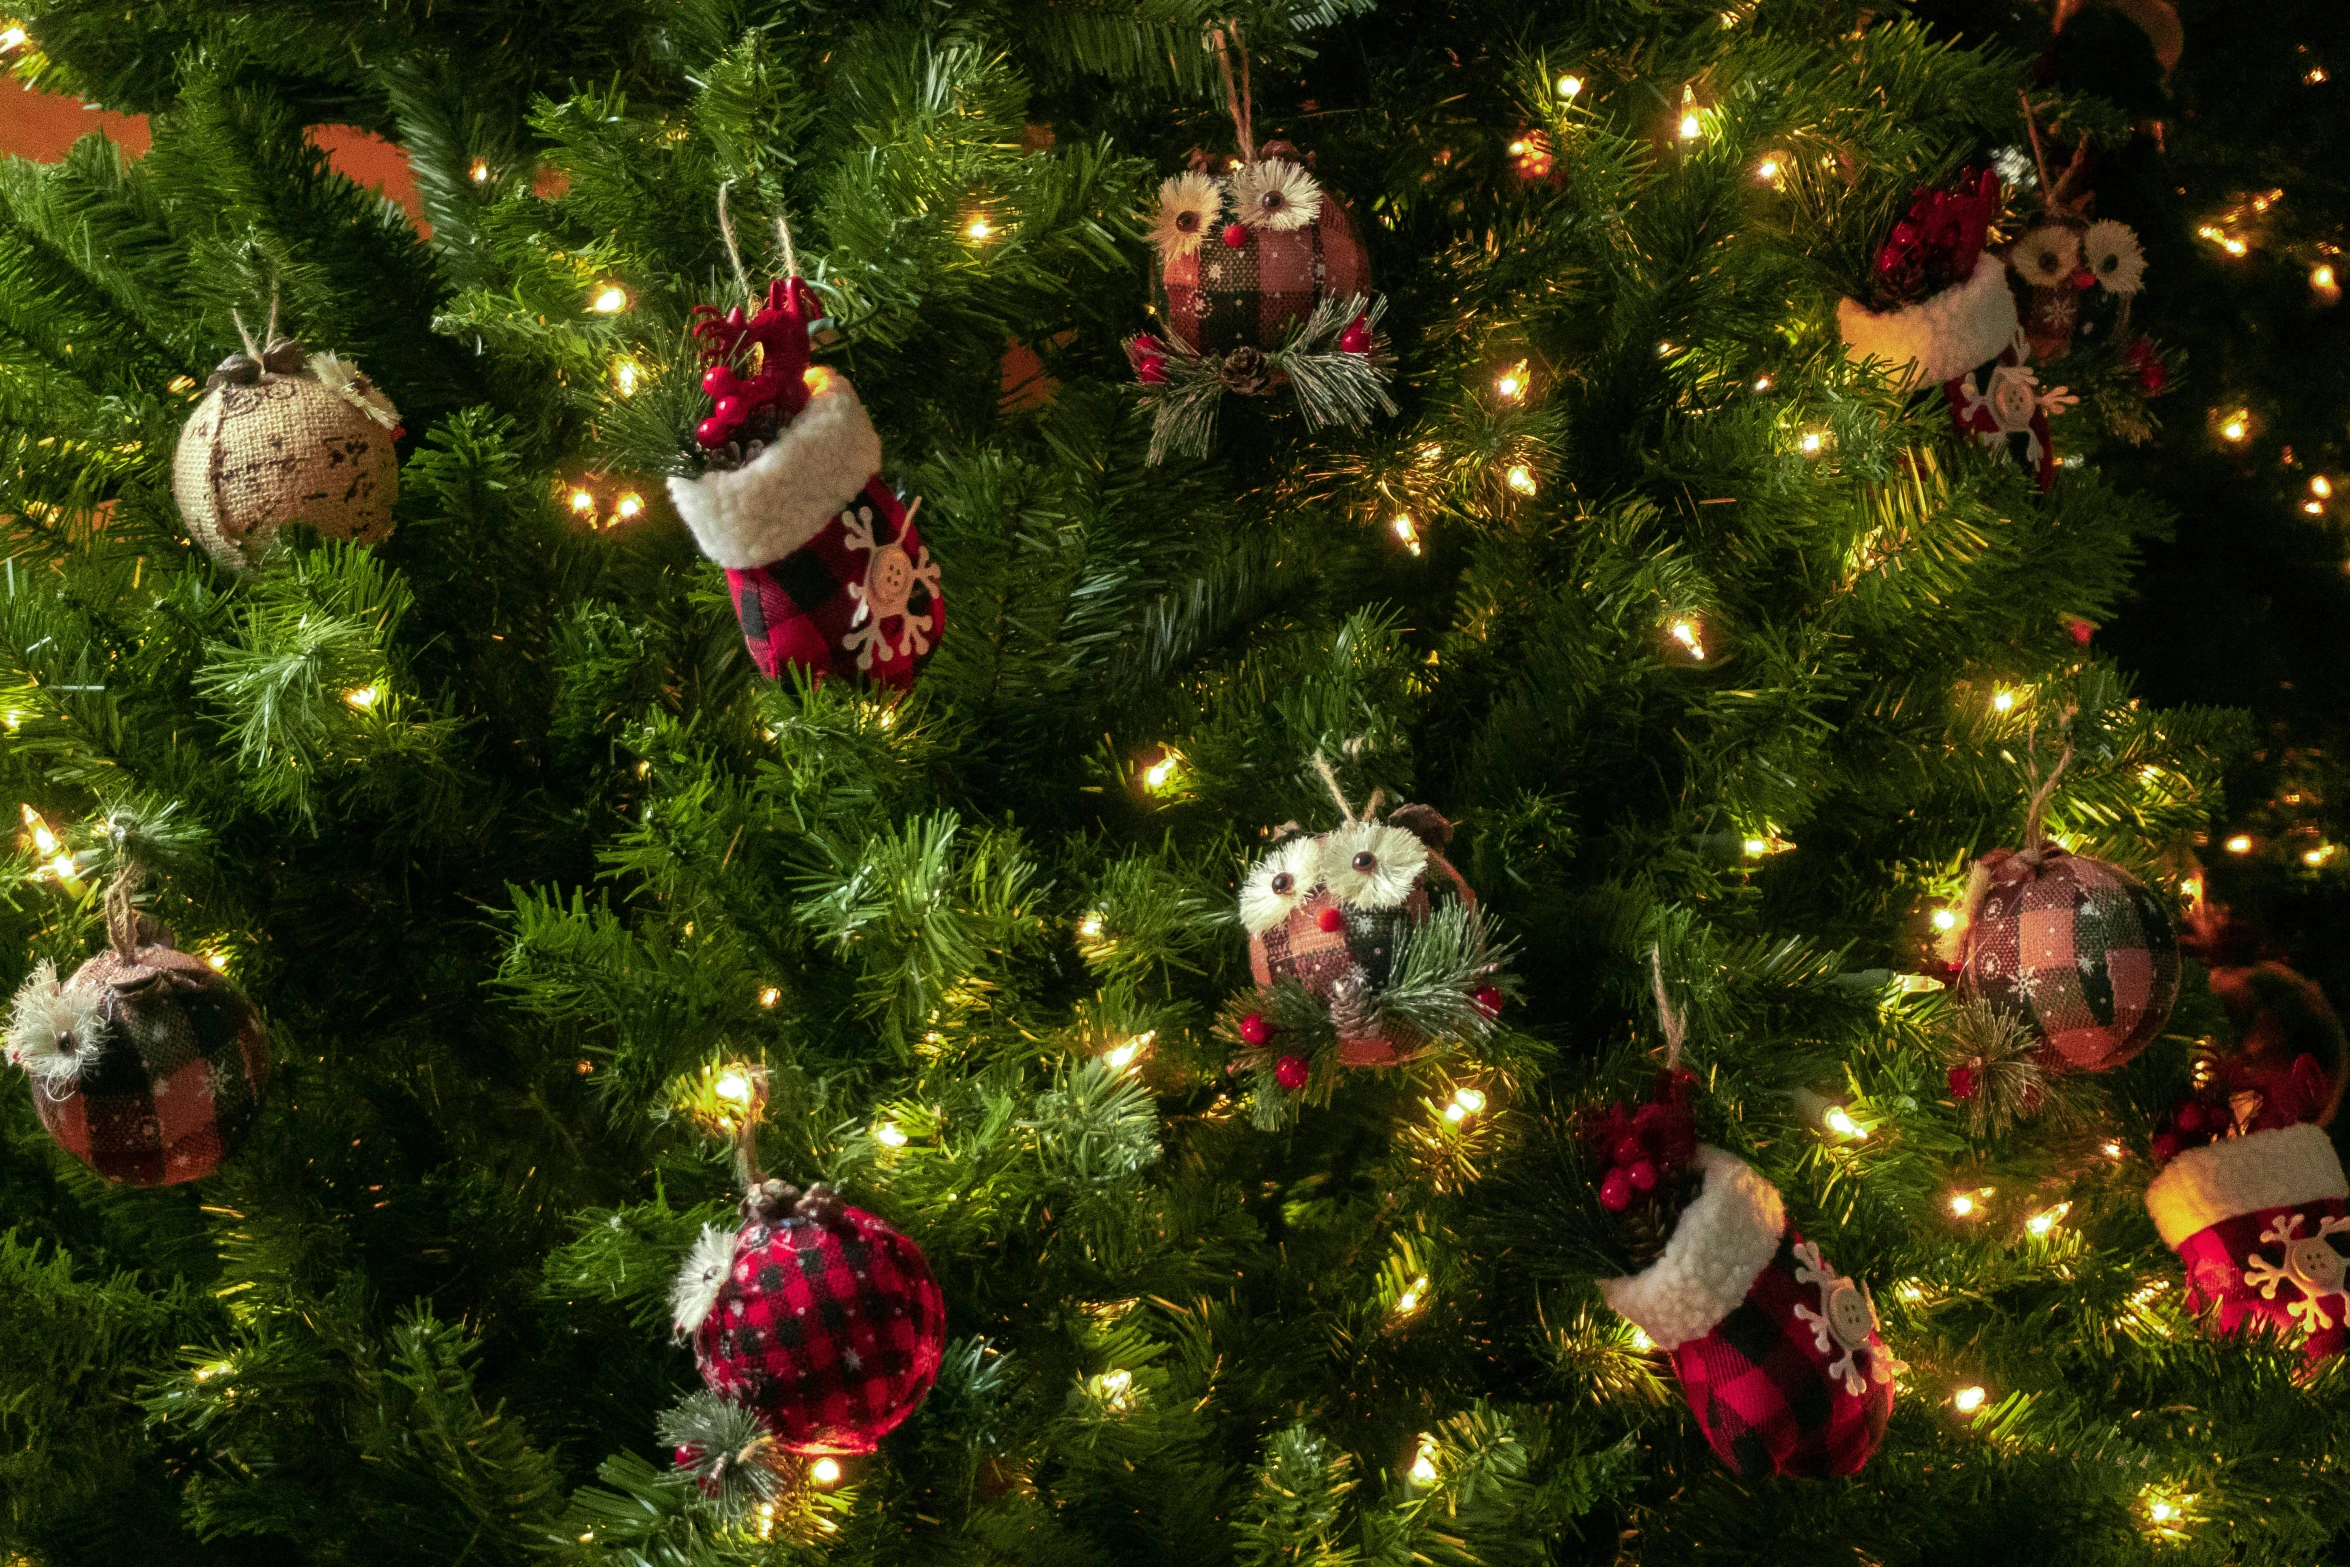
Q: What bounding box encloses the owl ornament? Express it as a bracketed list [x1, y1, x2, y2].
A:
[668, 263, 942, 691]
[1230, 771, 1503, 1089]
[1127, 139, 1395, 463]
[2146, 1054, 2350, 1374]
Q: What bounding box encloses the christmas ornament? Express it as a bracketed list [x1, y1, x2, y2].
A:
[672, 1181, 946, 1454]
[1126, 29, 1394, 462]
[1951, 750, 2179, 1073]
[2146, 1056, 2348, 1369]
[667, 196, 941, 690]
[4, 871, 268, 1186]
[1595, 965, 1897, 1477]
[172, 308, 401, 573]
[668, 1064, 945, 1458]
[1232, 759, 1498, 1070]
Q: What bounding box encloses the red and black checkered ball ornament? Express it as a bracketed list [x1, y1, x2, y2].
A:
[5, 928, 268, 1187]
[671, 1181, 945, 1455]
[668, 276, 942, 691]
[1957, 846, 2180, 1074]
[1237, 802, 1479, 1068]
[1600, 1145, 1898, 1478]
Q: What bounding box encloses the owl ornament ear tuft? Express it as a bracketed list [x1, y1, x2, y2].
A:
[1386, 803, 1453, 850]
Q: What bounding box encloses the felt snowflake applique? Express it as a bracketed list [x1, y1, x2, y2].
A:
[839, 501, 941, 671]
[2242, 1211, 2350, 1334]
[1792, 1240, 1904, 1395]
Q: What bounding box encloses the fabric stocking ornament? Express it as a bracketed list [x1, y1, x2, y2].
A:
[2145, 1056, 2350, 1369]
[668, 195, 942, 690]
[1594, 961, 1898, 1478]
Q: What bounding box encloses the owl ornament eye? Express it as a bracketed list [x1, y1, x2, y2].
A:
[1239, 834, 1324, 934]
[1322, 822, 1430, 909]
[2008, 224, 2083, 290]
[2080, 219, 2147, 297]
[1149, 171, 1223, 260]
[1231, 158, 1323, 233]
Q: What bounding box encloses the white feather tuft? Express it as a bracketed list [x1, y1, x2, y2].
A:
[670, 1223, 738, 1338]
[1321, 822, 1428, 909]
[1239, 835, 1323, 934]
[6, 962, 104, 1088]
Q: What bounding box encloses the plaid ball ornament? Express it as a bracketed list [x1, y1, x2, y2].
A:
[2147, 1114, 2350, 1371]
[1601, 1148, 1898, 1479]
[6, 927, 269, 1187]
[670, 277, 942, 691]
[1958, 847, 2180, 1074]
[673, 1183, 946, 1455]
[1238, 801, 1481, 1067]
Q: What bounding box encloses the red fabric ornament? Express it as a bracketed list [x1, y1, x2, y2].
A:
[2148, 1118, 2349, 1371]
[681, 1186, 946, 1455]
[6, 930, 269, 1187]
[1958, 847, 2180, 1073]
[1239, 1012, 1271, 1047]
[1273, 1054, 1310, 1091]
[1947, 1064, 1980, 1100]
[668, 277, 943, 692]
[1602, 1149, 1897, 1477]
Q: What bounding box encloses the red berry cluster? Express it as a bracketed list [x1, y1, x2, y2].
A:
[1870, 169, 2001, 310]
[2150, 1052, 2334, 1165]
[1580, 1069, 1699, 1214]
[690, 277, 817, 459]
[1237, 1011, 1311, 1092]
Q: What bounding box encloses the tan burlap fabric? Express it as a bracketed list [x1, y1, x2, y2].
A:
[172, 376, 399, 572]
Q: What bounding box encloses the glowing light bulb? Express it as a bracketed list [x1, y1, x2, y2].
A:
[1668, 620, 1705, 659]
[1392, 514, 1422, 556]
[1798, 430, 1825, 455]
[1823, 1105, 1865, 1140]
[1627, 1326, 1654, 1351]
[1392, 1277, 1428, 1317]
[1095, 1368, 1134, 1408]
[2220, 414, 2249, 443]
[1931, 908, 1959, 932]
[612, 358, 640, 397]
[2225, 833, 2254, 854]
[1556, 74, 1583, 98]
[204, 951, 229, 973]
[964, 215, 994, 240]
[1505, 464, 1537, 495]
[2303, 844, 2334, 867]
[590, 285, 628, 314]
[1078, 913, 1105, 940]
[875, 1122, 908, 1148]
[0, 27, 26, 50]
[2026, 1203, 2068, 1237]
[1104, 1032, 1153, 1072]
[1452, 1087, 1486, 1115]
[614, 492, 644, 521]
[21, 804, 56, 856]
[1991, 689, 2015, 713]
[713, 1070, 752, 1105]
[757, 985, 781, 1008]
[2313, 475, 2334, 498]
[810, 1457, 842, 1486]
[343, 685, 378, 711]
[1507, 140, 1528, 157]
[1753, 375, 1772, 392]
[1756, 157, 1780, 180]
[1678, 112, 1703, 140]
[1951, 1384, 1987, 1413]
[2147, 1500, 2176, 1523]
[2104, 1140, 2124, 1159]
[1143, 752, 1179, 790]
[1495, 362, 1527, 400]
[569, 488, 596, 515]
[1948, 1193, 1977, 1218]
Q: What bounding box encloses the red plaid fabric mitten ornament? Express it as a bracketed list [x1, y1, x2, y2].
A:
[668, 277, 942, 690]
[1601, 1148, 1899, 1478]
[671, 1181, 946, 1454]
[1957, 846, 2181, 1074]
[2146, 1067, 2350, 1369]
[6, 918, 269, 1187]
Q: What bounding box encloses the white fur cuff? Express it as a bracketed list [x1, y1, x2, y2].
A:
[665, 371, 883, 570]
[2146, 1123, 2350, 1246]
[1599, 1146, 1787, 1350]
[1837, 257, 2021, 392]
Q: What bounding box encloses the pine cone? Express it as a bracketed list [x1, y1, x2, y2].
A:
[1327, 970, 1377, 1041]
[1218, 347, 1275, 395]
[1613, 1165, 1704, 1274]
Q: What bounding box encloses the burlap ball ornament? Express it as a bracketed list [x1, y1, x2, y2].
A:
[1957, 846, 2179, 1074]
[172, 331, 401, 573]
[4, 880, 268, 1186]
[1235, 762, 1493, 1070]
[671, 1180, 946, 1455]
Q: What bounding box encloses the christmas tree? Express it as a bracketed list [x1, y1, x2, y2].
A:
[1, 3, 2341, 1563]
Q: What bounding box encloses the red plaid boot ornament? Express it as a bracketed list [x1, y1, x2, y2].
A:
[2145, 1052, 2349, 1369]
[4, 868, 268, 1186]
[671, 1178, 947, 1455]
[1232, 759, 1499, 1069]
[1592, 1085, 1899, 1477]
[668, 239, 941, 690]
